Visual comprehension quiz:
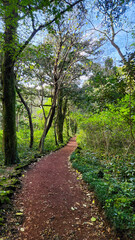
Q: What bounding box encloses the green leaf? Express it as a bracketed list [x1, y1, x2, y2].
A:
[16, 212, 23, 216]
[91, 217, 96, 222]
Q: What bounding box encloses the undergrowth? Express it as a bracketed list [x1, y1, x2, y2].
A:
[0, 127, 70, 166]
[70, 148, 135, 239]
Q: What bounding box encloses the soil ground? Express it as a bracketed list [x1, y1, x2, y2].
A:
[2, 137, 119, 240]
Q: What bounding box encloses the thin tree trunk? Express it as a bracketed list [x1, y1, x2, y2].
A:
[16, 87, 34, 148]
[57, 89, 64, 143]
[66, 108, 70, 138]
[54, 117, 59, 146]
[39, 105, 56, 152]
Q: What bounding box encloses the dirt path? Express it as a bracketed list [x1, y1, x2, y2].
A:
[10, 137, 117, 239]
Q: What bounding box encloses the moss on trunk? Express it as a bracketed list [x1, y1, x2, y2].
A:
[2, 2, 19, 165]
[2, 59, 19, 165]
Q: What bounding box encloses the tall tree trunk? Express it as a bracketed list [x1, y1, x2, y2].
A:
[2, 3, 19, 165]
[16, 87, 34, 148]
[57, 88, 68, 144]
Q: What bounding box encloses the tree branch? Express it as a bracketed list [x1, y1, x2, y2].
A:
[15, 0, 83, 60]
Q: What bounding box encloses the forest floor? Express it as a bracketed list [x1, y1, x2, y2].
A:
[1, 137, 120, 240]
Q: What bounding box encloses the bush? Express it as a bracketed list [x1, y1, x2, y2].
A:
[76, 95, 135, 157]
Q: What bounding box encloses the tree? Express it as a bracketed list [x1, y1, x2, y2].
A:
[88, 0, 135, 64]
[94, 0, 135, 140]
[77, 61, 126, 112]
[30, 20, 87, 151]
[105, 57, 113, 72]
[0, 0, 83, 165]
[2, 1, 19, 165]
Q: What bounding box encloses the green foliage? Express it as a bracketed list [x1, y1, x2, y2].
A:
[75, 93, 135, 156]
[70, 150, 135, 238]
[0, 191, 10, 205]
[79, 64, 126, 112]
[0, 130, 3, 160]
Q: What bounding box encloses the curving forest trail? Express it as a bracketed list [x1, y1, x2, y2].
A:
[10, 137, 117, 239]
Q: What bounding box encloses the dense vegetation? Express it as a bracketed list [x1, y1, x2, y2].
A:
[0, 0, 135, 239]
[70, 148, 135, 239]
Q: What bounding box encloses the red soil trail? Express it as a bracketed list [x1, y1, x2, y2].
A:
[13, 137, 117, 240]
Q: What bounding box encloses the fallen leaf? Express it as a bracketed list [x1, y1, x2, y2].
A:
[20, 228, 25, 232]
[71, 206, 77, 210]
[83, 222, 93, 225]
[19, 209, 23, 212]
[71, 207, 75, 210]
